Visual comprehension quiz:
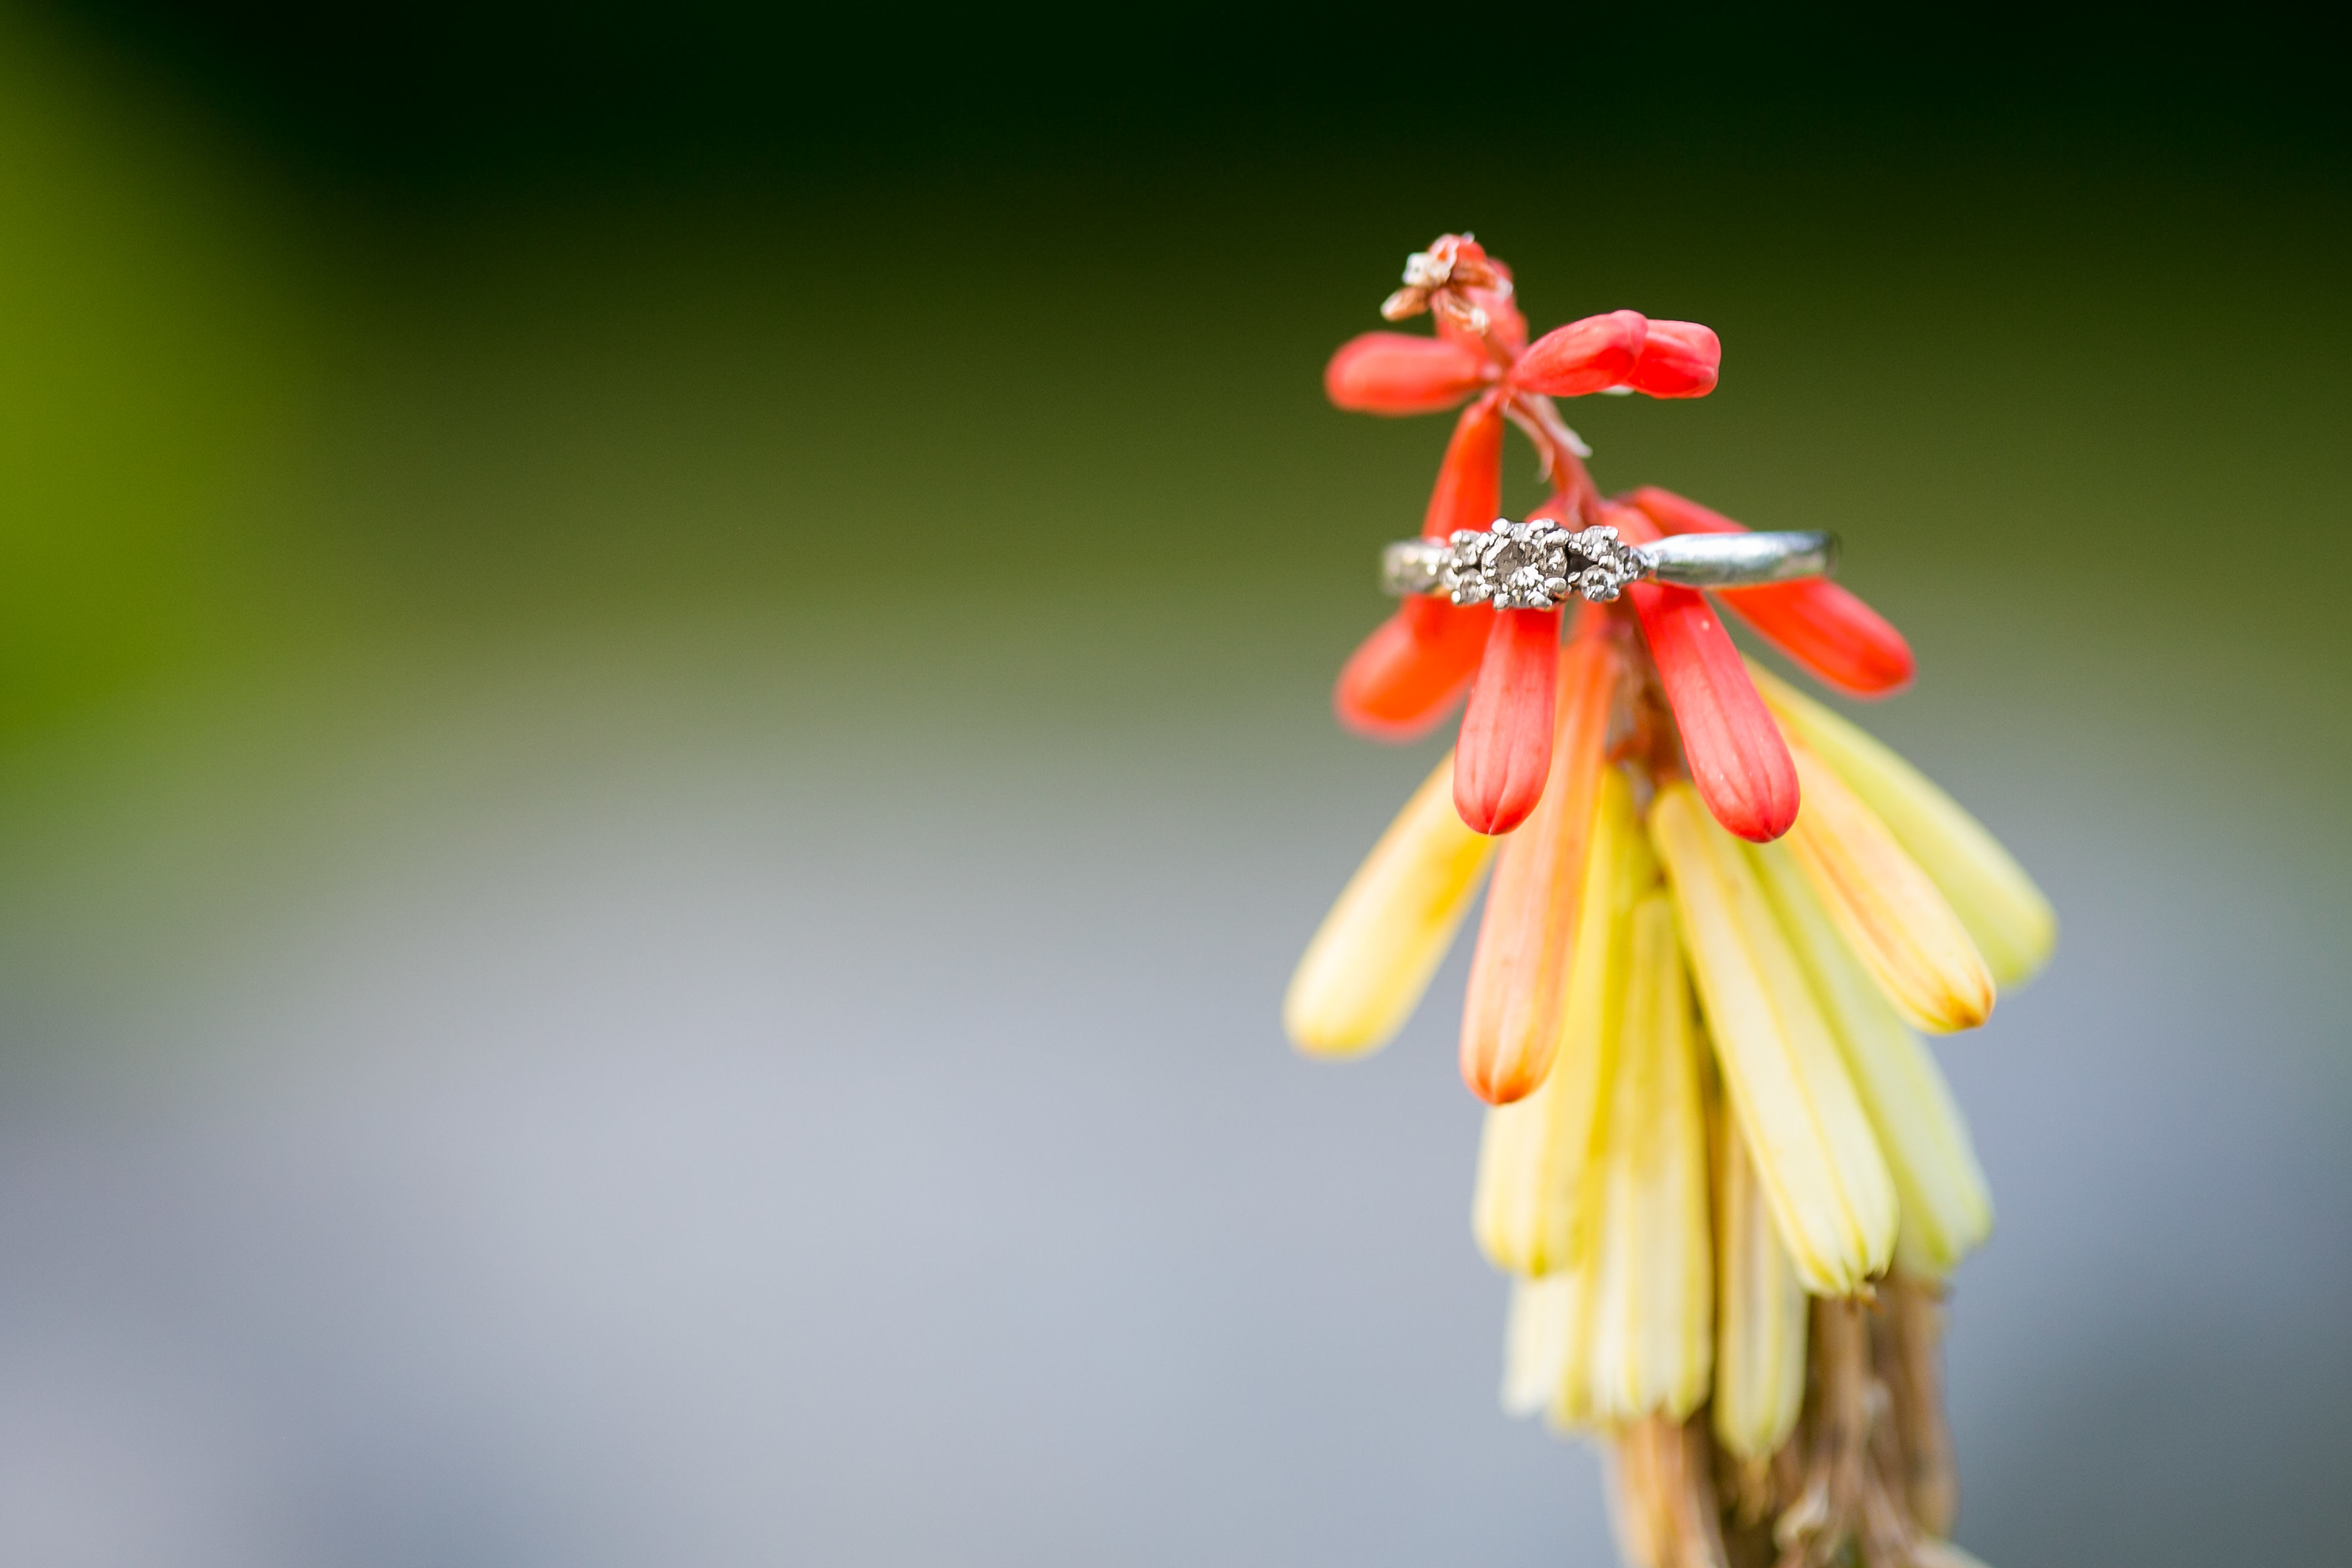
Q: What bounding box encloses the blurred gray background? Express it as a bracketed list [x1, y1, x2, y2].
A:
[0, 3, 2345, 1563]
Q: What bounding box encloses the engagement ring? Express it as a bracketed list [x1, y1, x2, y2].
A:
[1381, 520, 1839, 608]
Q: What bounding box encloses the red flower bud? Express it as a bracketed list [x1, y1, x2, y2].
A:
[1510, 310, 1648, 397]
[1610, 503, 1798, 841]
[1325, 332, 1492, 415]
[1454, 608, 1560, 835]
[1624, 320, 1720, 398]
[1630, 581, 1801, 841]
[1423, 392, 1506, 539]
[1333, 600, 1491, 739]
[1630, 486, 1914, 697]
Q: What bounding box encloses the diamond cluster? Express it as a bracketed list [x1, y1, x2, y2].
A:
[1442, 520, 1645, 609]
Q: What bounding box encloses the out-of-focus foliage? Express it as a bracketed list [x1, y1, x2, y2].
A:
[0, 3, 308, 735]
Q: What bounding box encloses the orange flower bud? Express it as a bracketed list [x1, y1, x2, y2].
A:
[1460, 612, 1621, 1103]
[1325, 331, 1493, 415]
[1511, 310, 1648, 397]
[1781, 739, 1996, 1034]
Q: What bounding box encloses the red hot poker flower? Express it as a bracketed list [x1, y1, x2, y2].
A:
[1290, 235, 2058, 1568]
[1327, 233, 1851, 842]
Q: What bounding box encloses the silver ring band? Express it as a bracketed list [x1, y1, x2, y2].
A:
[1381, 521, 1837, 609]
[1639, 529, 1839, 589]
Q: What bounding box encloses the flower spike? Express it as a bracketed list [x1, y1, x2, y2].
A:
[1502, 1273, 1579, 1417]
[1606, 505, 1801, 842]
[1324, 332, 1493, 415]
[1382, 233, 1515, 342]
[1434, 253, 1528, 358]
[1630, 487, 1914, 698]
[1297, 233, 2046, 1568]
[1328, 390, 1508, 739]
[1460, 610, 1622, 1103]
[1284, 754, 1495, 1055]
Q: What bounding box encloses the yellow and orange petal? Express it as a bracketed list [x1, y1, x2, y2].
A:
[1556, 891, 1714, 1426]
[1712, 1109, 1808, 1462]
[1284, 753, 1494, 1056]
[1753, 665, 2056, 988]
[1501, 1272, 1579, 1418]
[1460, 613, 1621, 1103]
[1651, 783, 1896, 1297]
[1751, 843, 1993, 1277]
[1782, 737, 1995, 1035]
[1472, 766, 1651, 1276]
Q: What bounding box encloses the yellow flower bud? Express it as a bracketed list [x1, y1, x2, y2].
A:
[1557, 892, 1714, 1426]
[1500, 1272, 1579, 1418]
[1284, 753, 1495, 1056]
[1783, 739, 1995, 1034]
[1651, 783, 1896, 1297]
[1750, 842, 1994, 1276]
[1712, 1109, 1808, 1460]
[1753, 665, 2056, 988]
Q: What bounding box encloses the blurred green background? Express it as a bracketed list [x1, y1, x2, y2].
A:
[0, 3, 2343, 1564]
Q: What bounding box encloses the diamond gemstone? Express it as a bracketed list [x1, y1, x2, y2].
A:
[1440, 519, 1645, 609]
[1445, 520, 1572, 610]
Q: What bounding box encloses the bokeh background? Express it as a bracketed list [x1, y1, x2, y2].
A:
[0, 4, 2345, 1563]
